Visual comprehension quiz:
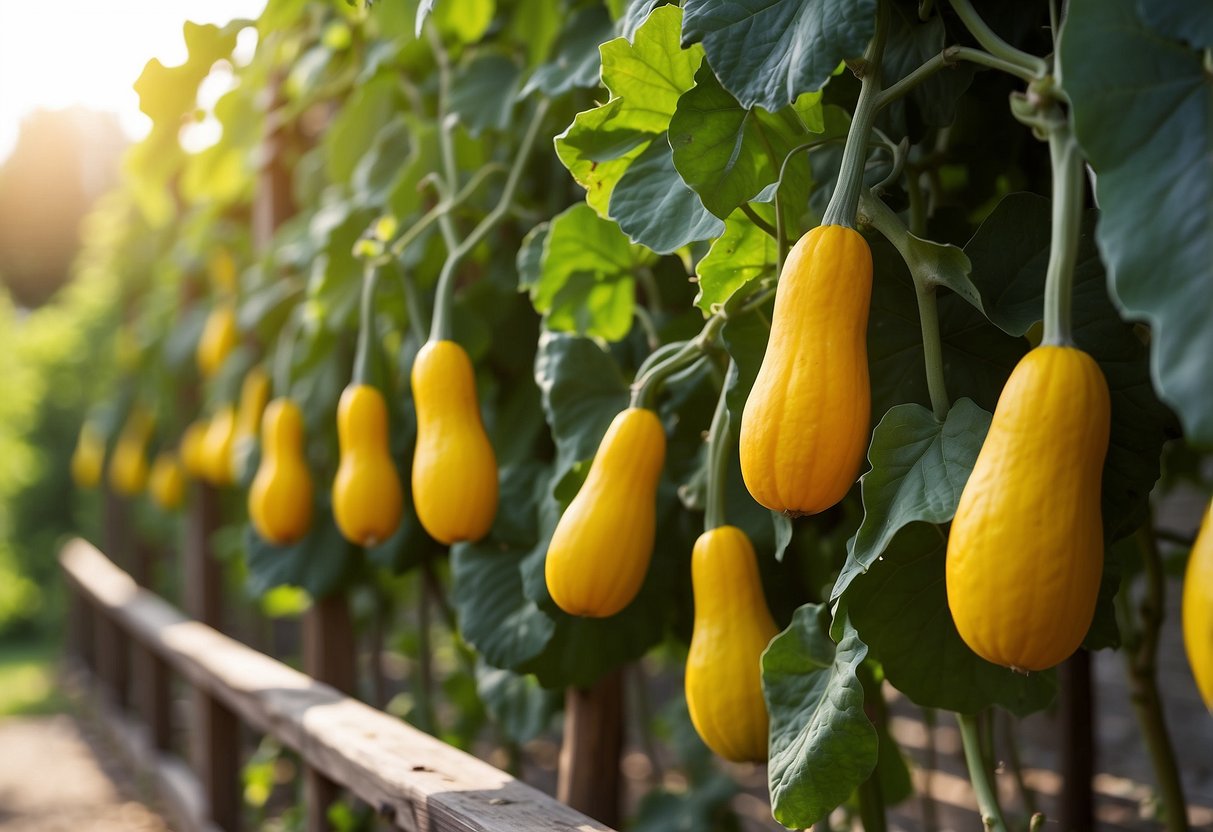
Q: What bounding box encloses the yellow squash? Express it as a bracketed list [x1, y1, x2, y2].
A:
[108, 407, 153, 496]
[739, 225, 872, 516]
[332, 385, 403, 546]
[411, 340, 498, 544]
[196, 302, 238, 378]
[249, 398, 314, 545]
[148, 452, 185, 510]
[1183, 502, 1213, 711]
[545, 408, 665, 618]
[947, 345, 1110, 672]
[202, 405, 237, 487]
[232, 365, 270, 477]
[71, 422, 105, 488]
[686, 525, 779, 762]
[180, 419, 209, 479]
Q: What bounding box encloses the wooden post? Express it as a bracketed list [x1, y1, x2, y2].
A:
[184, 480, 241, 830]
[139, 647, 173, 752]
[1060, 650, 1095, 832]
[557, 670, 624, 827]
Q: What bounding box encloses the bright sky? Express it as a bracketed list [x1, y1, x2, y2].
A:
[0, 0, 267, 162]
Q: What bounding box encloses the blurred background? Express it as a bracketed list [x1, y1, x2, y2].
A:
[0, 0, 264, 712]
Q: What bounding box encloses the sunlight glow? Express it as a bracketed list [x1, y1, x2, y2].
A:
[0, 0, 266, 162]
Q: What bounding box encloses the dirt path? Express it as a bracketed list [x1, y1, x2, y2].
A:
[0, 715, 169, 831]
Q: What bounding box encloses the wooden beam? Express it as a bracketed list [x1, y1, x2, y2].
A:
[60, 539, 615, 832]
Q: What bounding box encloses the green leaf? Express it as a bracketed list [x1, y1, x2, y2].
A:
[554, 6, 705, 217]
[845, 524, 1058, 716]
[867, 233, 1026, 417]
[430, 0, 496, 44]
[350, 117, 412, 207]
[963, 193, 1174, 540]
[1135, 0, 1213, 48]
[449, 50, 522, 135]
[515, 222, 548, 294]
[681, 0, 876, 111]
[324, 74, 404, 184]
[474, 661, 561, 744]
[763, 605, 877, 829]
[533, 204, 650, 341]
[1061, 0, 1213, 445]
[533, 332, 630, 468]
[835, 399, 991, 598]
[555, 101, 651, 217]
[609, 138, 724, 254]
[601, 6, 704, 126]
[669, 64, 819, 218]
[880, 3, 973, 133]
[520, 5, 614, 98]
[243, 502, 357, 600]
[694, 207, 777, 313]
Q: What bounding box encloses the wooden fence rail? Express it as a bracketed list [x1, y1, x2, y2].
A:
[60, 537, 613, 832]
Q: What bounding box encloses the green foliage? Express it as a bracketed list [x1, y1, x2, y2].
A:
[1061, 0, 1213, 445]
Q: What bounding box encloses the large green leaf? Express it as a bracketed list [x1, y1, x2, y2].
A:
[763, 604, 876, 829]
[963, 193, 1174, 540]
[243, 501, 358, 600]
[474, 662, 560, 745]
[449, 50, 522, 136]
[609, 139, 724, 254]
[681, 0, 876, 112]
[879, 2, 973, 135]
[554, 6, 705, 219]
[669, 64, 820, 219]
[694, 207, 777, 313]
[1060, 0, 1213, 445]
[866, 232, 1026, 418]
[844, 524, 1058, 716]
[1136, 0, 1213, 48]
[532, 204, 652, 341]
[323, 74, 404, 184]
[520, 5, 615, 97]
[533, 332, 630, 469]
[834, 399, 990, 598]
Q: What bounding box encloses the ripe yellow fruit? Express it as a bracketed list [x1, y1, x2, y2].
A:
[332, 385, 403, 547]
[1183, 503, 1213, 711]
[148, 452, 185, 510]
[411, 340, 498, 545]
[71, 422, 105, 489]
[180, 420, 209, 479]
[108, 407, 153, 496]
[249, 398, 314, 545]
[202, 405, 237, 487]
[197, 302, 239, 378]
[232, 364, 270, 478]
[545, 408, 665, 618]
[947, 346, 1110, 672]
[686, 526, 778, 762]
[740, 225, 872, 516]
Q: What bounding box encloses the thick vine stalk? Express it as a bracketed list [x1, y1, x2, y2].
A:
[703, 365, 733, 531]
[957, 712, 1009, 832]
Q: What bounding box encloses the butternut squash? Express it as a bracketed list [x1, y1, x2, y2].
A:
[71, 422, 105, 489]
[249, 398, 314, 545]
[197, 302, 238, 378]
[545, 408, 665, 617]
[1183, 502, 1213, 711]
[739, 225, 872, 516]
[148, 452, 185, 510]
[108, 407, 153, 496]
[947, 346, 1110, 672]
[686, 525, 778, 762]
[411, 340, 498, 544]
[202, 405, 237, 487]
[332, 385, 403, 546]
[180, 419, 209, 479]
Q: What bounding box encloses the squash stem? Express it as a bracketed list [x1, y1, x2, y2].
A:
[1122, 517, 1190, 832]
[857, 190, 950, 420]
[271, 304, 303, 397]
[957, 712, 1009, 832]
[821, 0, 888, 229]
[428, 97, 550, 343]
[703, 365, 733, 532]
[945, 0, 1048, 79]
[352, 265, 381, 386]
[1041, 120, 1083, 347]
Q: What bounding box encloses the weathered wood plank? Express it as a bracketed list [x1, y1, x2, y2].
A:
[61, 538, 615, 832]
